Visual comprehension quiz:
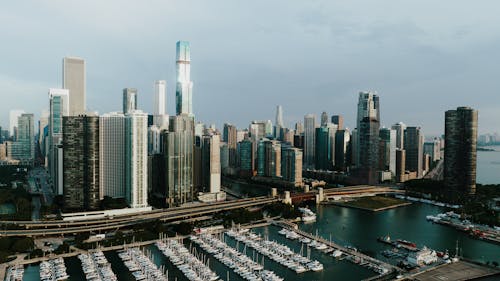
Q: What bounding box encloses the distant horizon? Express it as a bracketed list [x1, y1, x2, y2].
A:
[1, 1, 500, 136]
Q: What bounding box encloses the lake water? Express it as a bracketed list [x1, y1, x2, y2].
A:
[477, 146, 500, 185]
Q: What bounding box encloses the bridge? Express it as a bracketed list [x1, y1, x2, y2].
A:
[290, 185, 404, 203]
[0, 197, 278, 237]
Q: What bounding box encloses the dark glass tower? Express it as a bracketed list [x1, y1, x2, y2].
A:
[62, 115, 100, 210]
[444, 107, 478, 197]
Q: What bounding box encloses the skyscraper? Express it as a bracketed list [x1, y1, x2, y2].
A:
[10, 113, 35, 164]
[9, 109, 25, 138]
[391, 122, 406, 150]
[238, 139, 254, 178]
[223, 123, 237, 169]
[315, 124, 337, 171]
[175, 41, 193, 116]
[202, 134, 221, 193]
[123, 88, 138, 114]
[63, 57, 86, 115]
[153, 80, 168, 128]
[356, 91, 380, 167]
[62, 114, 100, 210]
[48, 89, 69, 194]
[320, 111, 329, 127]
[99, 112, 126, 199]
[281, 146, 303, 186]
[125, 110, 149, 208]
[275, 105, 284, 140]
[404, 126, 424, 178]
[304, 114, 316, 169]
[335, 129, 350, 171]
[331, 115, 344, 130]
[163, 115, 194, 207]
[355, 92, 380, 183]
[379, 127, 396, 175]
[444, 107, 478, 196]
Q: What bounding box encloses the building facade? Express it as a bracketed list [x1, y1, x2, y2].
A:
[63, 57, 86, 115]
[175, 41, 194, 116]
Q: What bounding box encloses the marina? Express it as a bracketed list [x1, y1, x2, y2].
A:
[226, 228, 324, 273]
[118, 247, 167, 281]
[190, 232, 283, 281]
[4, 265, 23, 281]
[155, 237, 220, 281]
[39, 257, 69, 281]
[78, 250, 117, 281]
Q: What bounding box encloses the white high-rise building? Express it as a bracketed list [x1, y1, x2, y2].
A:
[175, 41, 194, 116]
[153, 80, 169, 129]
[203, 134, 221, 193]
[304, 114, 316, 169]
[48, 89, 69, 195]
[125, 110, 148, 208]
[63, 57, 86, 115]
[9, 109, 25, 138]
[148, 125, 162, 155]
[123, 88, 137, 114]
[99, 112, 126, 199]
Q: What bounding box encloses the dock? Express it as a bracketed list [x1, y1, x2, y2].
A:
[273, 220, 401, 277]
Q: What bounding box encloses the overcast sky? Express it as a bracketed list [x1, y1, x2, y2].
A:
[1, 0, 499, 136]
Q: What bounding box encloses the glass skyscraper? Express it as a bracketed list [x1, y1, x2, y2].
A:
[175, 41, 193, 116]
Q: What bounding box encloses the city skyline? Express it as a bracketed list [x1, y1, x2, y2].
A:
[1, 1, 500, 135]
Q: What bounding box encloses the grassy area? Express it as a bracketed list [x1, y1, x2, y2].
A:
[340, 196, 410, 211]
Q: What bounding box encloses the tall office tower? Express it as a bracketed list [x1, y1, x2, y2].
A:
[444, 107, 478, 196]
[125, 110, 149, 208]
[236, 129, 246, 143]
[238, 139, 254, 178]
[48, 89, 69, 194]
[62, 114, 100, 211]
[404, 126, 424, 178]
[175, 41, 194, 116]
[147, 125, 162, 155]
[163, 115, 194, 207]
[99, 112, 126, 199]
[123, 88, 138, 114]
[9, 110, 25, 138]
[153, 80, 168, 128]
[391, 122, 406, 150]
[331, 115, 344, 130]
[335, 129, 350, 171]
[63, 57, 86, 115]
[320, 111, 329, 127]
[356, 91, 380, 167]
[223, 123, 238, 169]
[379, 128, 396, 175]
[275, 105, 284, 139]
[193, 134, 203, 191]
[202, 134, 221, 193]
[350, 128, 358, 167]
[395, 149, 406, 182]
[295, 122, 304, 136]
[304, 114, 316, 169]
[315, 124, 337, 171]
[283, 128, 295, 145]
[257, 139, 281, 177]
[358, 116, 380, 184]
[11, 113, 35, 164]
[281, 146, 303, 186]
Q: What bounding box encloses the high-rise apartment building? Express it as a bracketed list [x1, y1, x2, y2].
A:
[404, 126, 424, 178]
[125, 110, 149, 208]
[335, 129, 350, 171]
[223, 123, 238, 168]
[175, 41, 193, 116]
[163, 115, 194, 207]
[257, 139, 281, 178]
[48, 89, 69, 194]
[63, 57, 86, 115]
[62, 114, 100, 210]
[123, 88, 138, 114]
[238, 139, 254, 178]
[275, 105, 284, 140]
[202, 134, 221, 193]
[444, 107, 478, 196]
[99, 112, 126, 199]
[9, 113, 35, 164]
[281, 146, 303, 186]
[303, 114, 316, 169]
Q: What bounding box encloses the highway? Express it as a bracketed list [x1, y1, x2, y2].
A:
[0, 197, 278, 237]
